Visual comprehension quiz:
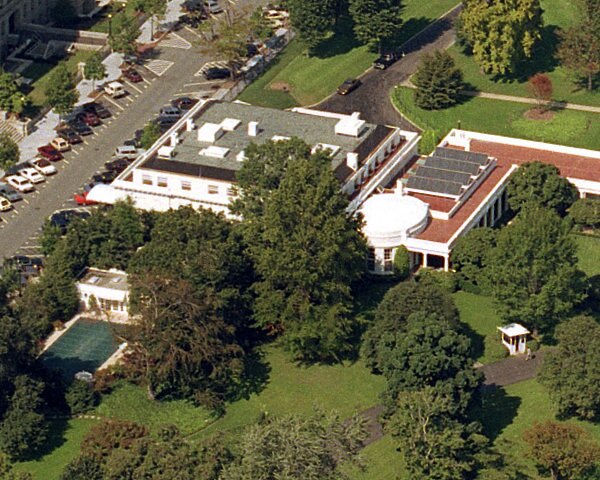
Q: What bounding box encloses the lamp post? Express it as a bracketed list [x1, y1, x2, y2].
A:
[108, 13, 113, 39]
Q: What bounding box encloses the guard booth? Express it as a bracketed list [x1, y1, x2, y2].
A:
[498, 323, 530, 355]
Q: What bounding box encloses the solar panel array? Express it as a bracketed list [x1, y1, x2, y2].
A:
[406, 147, 490, 197]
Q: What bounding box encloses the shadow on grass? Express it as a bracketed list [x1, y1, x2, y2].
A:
[472, 385, 521, 441]
[231, 349, 272, 402]
[460, 321, 485, 362]
[19, 417, 70, 462]
[312, 16, 361, 59]
[400, 17, 453, 55]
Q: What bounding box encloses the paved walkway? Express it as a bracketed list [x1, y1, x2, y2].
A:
[479, 349, 545, 387]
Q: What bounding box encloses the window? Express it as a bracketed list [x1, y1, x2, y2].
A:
[142, 175, 153, 185]
[384, 249, 393, 272]
[208, 184, 219, 195]
[367, 248, 375, 271]
[157, 177, 168, 187]
[181, 181, 191, 191]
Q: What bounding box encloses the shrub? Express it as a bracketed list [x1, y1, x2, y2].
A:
[418, 129, 441, 155]
[66, 379, 98, 415]
[413, 50, 464, 110]
[393, 245, 410, 280]
[417, 268, 458, 293]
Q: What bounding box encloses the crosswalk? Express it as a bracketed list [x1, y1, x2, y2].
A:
[144, 59, 175, 77]
[159, 33, 192, 49]
[195, 61, 229, 77]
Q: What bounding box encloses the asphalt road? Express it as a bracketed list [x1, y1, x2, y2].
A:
[0, 27, 218, 260]
[317, 5, 462, 130]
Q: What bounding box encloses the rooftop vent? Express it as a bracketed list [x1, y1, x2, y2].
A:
[200, 146, 230, 158]
[248, 121, 259, 137]
[221, 118, 241, 131]
[158, 145, 175, 159]
[198, 122, 223, 143]
[88, 276, 100, 284]
[346, 152, 359, 171]
[236, 150, 247, 162]
[335, 112, 365, 137]
[186, 118, 195, 131]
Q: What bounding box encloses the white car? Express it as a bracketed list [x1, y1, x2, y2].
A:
[0, 197, 11, 212]
[6, 175, 34, 193]
[20, 167, 45, 184]
[29, 158, 57, 176]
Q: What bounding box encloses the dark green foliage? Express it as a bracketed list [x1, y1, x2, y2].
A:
[80, 419, 149, 461]
[459, 0, 543, 75]
[362, 279, 459, 371]
[388, 387, 487, 480]
[83, 53, 106, 89]
[417, 129, 441, 155]
[65, 379, 98, 415]
[569, 198, 600, 229]
[451, 227, 497, 293]
[378, 312, 482, 416]
[288, 0, 336, 53]
[0, 134, 19, 173]
[0, 71, 25, 115]
[109, 15, 140, 55]
[0, 376, 47, 460]
[221, 411, 368, 480]
[60, 456, 103, 480]
[413, 51, 464, 110]
[139, 121, 162, 149]
[508, 162, 579, 216]
[416, 269, 458, 293]
[393, 245, 410, 280]
[487, 205, 586, 332]
[50, 0, 77, 26]
[539, 316, 600, 420]
[0, 453, 32, 480]
[44, 64, 78, 115]
[348, 0, 403, 49]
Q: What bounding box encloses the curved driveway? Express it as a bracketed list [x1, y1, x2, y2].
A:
[316, 5, 462, 130]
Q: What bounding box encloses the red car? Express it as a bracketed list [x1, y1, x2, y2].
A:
[122, 68, 142, 83]
[73, 190, 98, 206]
[37, 145, 63, 162]
[77, 111, 101, 127]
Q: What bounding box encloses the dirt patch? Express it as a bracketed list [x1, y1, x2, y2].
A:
[270, 81, 292, 92]
[524, 108, 555, 120]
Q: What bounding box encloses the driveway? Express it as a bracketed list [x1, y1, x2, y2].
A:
[316, 5, 462, 129]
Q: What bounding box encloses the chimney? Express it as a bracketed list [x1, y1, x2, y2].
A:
[346, 152, 358, 171]
[248, 121, 259, 137]
[186, 118, 195, 131]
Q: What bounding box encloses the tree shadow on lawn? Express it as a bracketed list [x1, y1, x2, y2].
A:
[399, 17, 452, 55]
[460, 321, 485, 362]
[230, 349, 272, 402]
[19, 417, 70, 462]
[312, 16, 362, 59]
[472, 385, 521, 442]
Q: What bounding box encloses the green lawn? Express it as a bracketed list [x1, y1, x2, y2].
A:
[239, 0, 460, 108]
[345, 435, 404, 480]
[392, 86, 600, 150]
[14, 418, 99, 480]
[573, 234, 600, 277]
[449, 0, 600, 107]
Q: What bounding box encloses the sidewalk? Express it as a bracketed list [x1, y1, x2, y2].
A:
[462, 90, 600, 114]
[138, 0, 186, 43]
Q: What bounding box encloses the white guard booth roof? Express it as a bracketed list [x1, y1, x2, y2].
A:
[87, 184, 132, 205]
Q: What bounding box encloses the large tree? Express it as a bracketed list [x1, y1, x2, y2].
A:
[507, 161, 579, 216]
[0, 133, 19, 173]
[458, 0, 543, 75]
[109, 15, 140, 55]
[413, 50, 464, 110]
[539, 316, 600, 420]
[569, 198, 600, 229]
[288, 0, 336, 54]
[361, 278, 459, 372]
[44, 63, 78, 116]
[241, 141, 367, 362]
[349, 0, 403, 50]
[0, 71, 26, 116]
[378, 312, 482, 416]
[451, 227, 497, 293]
[487, 205, 586, 332]
[524, 421, 600, 480]
[222, 411, 367, 480]
[83, 52, 106, 90]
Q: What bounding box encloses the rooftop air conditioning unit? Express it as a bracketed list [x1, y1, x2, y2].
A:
[248, 121, 259, 137]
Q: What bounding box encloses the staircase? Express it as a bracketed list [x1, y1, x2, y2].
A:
[0, 120, 25, 143]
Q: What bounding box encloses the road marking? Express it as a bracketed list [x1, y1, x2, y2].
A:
[126, 96, 135, 103]
[125, 81, 144, 94]
[184, 26, 203, 39]
[144, 59, 174, 77]
[184, 81, 219, 87]
[63, 159, 70, 165]
[23, 198, 29, 204]
[103, 95, 125, 111]
[159, 32, 192, 49]
[0, 217, 7, 223]
[72, 150, 80, 155]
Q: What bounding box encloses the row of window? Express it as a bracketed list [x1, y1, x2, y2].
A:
[367, 248, 394, 272]
[141, 175, 235, 196]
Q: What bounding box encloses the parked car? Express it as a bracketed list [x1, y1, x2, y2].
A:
[58, 128, 83, 144]
[204, 0, 223, 13]
[104, 158, 129, 173]
[373, 52, 398, 70]
[73, 190, 98, 206]
[204, 67, 230, 80]
[50, 136, 71, 152]
[77, 111, 101, 127]
[29, 158, 57, 176]
[67, 120, 93, 136]
[83, 102, 112, 119]
[4, 255, 44, 282]
[159, 106, 182, 119]
[19, 167, 45, 184]
[0, 197, 11, 212]
[114, 145, 138, 160]
[6, 175, 34, 193]
[37, 145, 63, 162]
[104, 81, 127, 98]
[171, 96, 198, 110]
[0, 182, 22, 202]
[122, 68, 142, 83]
[91, 170, 118, 184]
[49, 209, 91, 233]
[337, 78, 360, 95]
[263, 9, 289, 27]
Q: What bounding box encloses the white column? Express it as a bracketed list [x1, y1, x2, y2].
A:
[423, 253, 428, 268]
[443, 255, 450, 272]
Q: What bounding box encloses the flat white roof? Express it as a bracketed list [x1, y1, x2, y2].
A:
[498, 323, 530, 337]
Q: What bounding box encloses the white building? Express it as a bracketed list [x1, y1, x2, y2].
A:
[498, 323, 530, 356]
[88, 100, 420, 215]
[76, 268, 129, 318]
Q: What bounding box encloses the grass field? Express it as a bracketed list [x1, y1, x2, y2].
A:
[391, 86, 600, 150]
[449, 0, 600, 107]
[573, 234, 600, 277]
[239, 0, 460, 108]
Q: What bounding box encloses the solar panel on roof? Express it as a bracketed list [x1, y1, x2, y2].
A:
[424, 156, 481, 175]
[406, 175, 464, 196]
[434, 147, 488, 165]
[416, 166, 472, 185]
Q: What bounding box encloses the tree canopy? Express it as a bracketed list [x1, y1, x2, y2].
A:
[83, 52, 107, 89]
[539, 316, 600, 420]
[0, 133, 19, 173]
[288, 0, 336, 54]
[44, 63, 78, 116]
[349, 0, 403, 50]
[451, 227, 497, 293]
[0, 71, 25, 115]
[413, 50, 464, 110]
[569, 198, 600, 230]
[109, 16, 140, 55]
